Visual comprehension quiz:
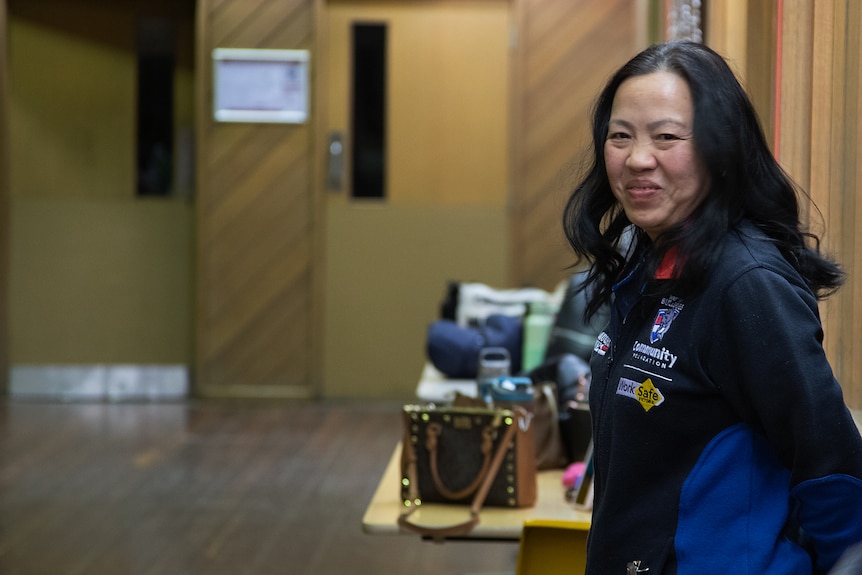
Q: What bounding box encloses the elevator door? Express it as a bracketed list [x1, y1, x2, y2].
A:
[323, 0, 512, 397]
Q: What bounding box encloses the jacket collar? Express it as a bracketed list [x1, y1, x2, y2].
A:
[655, 246, 681, 280]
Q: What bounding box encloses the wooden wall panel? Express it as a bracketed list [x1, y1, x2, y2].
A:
[0, 0, 8, 392]
[825, 0, 862, 411]
[777, 0, 861, 409]
[510, 0, 643, 291]
[195, 0, 318, 397]
[849, 0, 862, 411]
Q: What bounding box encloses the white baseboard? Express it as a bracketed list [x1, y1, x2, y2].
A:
[9, 365, 188, 401]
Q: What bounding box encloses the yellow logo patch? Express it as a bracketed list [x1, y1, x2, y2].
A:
[635, 378, 665, 412]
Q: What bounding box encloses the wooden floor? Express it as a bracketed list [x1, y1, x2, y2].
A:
[0, 398, 519, 575]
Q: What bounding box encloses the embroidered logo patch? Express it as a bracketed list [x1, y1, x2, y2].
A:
[594, 332, 611, 356]
[650, 308, 679, 343]
[616, 377, 665, 412]
[632, 341, 678, 369]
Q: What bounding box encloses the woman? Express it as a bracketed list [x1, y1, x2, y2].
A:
[563, 41, 862, 575]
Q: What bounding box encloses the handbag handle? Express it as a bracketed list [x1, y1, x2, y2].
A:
[427, 421, 495, 500]
[398, 413, 519, 539]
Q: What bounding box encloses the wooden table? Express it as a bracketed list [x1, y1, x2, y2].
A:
[362, 442, 592, 541]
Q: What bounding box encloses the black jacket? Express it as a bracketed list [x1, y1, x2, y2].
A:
[586, 222, 862, 575]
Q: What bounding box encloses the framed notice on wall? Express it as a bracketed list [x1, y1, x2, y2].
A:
[212, 48, 310, 123]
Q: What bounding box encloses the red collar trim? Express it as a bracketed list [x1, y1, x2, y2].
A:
[655, 246, 681, 279]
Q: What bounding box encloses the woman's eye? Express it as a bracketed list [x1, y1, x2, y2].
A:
[608, 132, 631, 141]
[655, 133, 680, 141]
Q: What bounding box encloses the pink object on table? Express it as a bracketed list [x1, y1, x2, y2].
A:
[562, 461, 586, 489]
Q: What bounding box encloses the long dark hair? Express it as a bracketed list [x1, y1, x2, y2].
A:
[563, 41, 844, 320]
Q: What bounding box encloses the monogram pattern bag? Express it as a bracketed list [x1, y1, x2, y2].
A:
[398, 404, 537, 537]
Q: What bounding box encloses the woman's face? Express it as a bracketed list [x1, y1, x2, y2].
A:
[604, 71, 709, 241]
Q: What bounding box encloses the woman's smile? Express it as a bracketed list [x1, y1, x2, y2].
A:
[625, 179, 662, 198]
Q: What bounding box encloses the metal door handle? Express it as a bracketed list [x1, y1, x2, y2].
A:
[326, 132, 345, 191]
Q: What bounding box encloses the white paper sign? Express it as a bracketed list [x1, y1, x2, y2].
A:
[213, 49, 309, 123]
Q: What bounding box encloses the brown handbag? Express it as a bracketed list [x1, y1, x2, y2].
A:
[528, 382, 569, 469]
[398, 404, 537, 538]
[454, 383, 568, 470]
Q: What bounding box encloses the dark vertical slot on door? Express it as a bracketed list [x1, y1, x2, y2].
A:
[351, 23, 387, 199]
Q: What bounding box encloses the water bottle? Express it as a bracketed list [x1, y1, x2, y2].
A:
[477, 347, 511, 403]
[521, 300, 554, 372]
